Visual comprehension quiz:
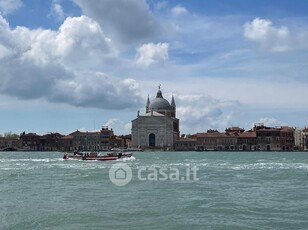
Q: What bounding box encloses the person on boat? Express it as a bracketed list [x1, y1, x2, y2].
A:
[118, 152, 123, 158]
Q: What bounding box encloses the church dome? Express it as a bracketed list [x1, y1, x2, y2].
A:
[149, 97, 172, 110]
[148, 87, 172, 111]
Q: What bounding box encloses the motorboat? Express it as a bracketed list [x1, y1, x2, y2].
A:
[63, 151, 133, 161]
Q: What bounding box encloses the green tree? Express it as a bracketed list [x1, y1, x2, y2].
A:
[3, 131, 20, 139]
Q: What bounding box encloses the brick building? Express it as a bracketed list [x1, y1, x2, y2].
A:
[21, 133, 41, 151]
[40, 133, 63, 151]
[193, 127, 256, 151]
[255, 125, 294, 151]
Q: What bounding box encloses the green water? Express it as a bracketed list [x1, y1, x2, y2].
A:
[1, 151, 308, 230]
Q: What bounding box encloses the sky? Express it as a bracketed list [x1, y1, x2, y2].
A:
[0, 0, 308, 136]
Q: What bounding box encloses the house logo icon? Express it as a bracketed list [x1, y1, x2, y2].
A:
[115, 168, 127, 179]
[109, 163, 132, 186]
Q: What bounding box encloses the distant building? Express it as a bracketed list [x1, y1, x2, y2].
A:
[67, 127, 126, 151]
[40, 133, 63, 151]
[303, 128, 308, 151]
[255, 125, 294, 151]
[120, 134, 132, 148]
[60, 134, 74, 152]
[100, 126, 115, 150]
[294, 128, 304, 150]
[237, 130, 257, 151]
[131, 86, 180, 150]
[194, 127, 256, 151]
[21, 133, 41, 151]
[70, 130, 101, 151]
[174, 138, 196, 151]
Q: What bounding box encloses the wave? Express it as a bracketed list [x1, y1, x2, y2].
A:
[117, 156, 136, 161]
[229, 162, 308, 170]
[0, 158, 64, 163]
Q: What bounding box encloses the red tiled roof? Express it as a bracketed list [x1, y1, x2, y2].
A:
[279, 126, 295, 131]
[61, 135, 74, 139]
[196, 132, 233, 138]
[238, 131, 256, 138]
[69, 130, 100, 136]
[176, 138, 197, 142]
[195, 131, 256, 138]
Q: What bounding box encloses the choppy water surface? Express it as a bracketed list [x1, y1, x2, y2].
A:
[1, 151, 308, 230]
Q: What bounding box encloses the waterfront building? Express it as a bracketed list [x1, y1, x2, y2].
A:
[110, 136, 125, 149]
[303, 128, 308, 151]
[174, 138, 196, 151]
[255, 125, 294, 151]
[193, 127, 256, 151]
[195, 131, 229, 151]
[131, 86, 180, 150]
[120, 134, 132, 148]
[20, 133, 41, 151]
[40, 133, 63, 151]
[100, 126, 115, 150]
[68, 127, 124, 151]
[279, 126, 295, 150]
[60, 134, 74, 152]
[294, 128, 304, 150]
[237, 130, 257, 151]
[70, 130, 101, 151]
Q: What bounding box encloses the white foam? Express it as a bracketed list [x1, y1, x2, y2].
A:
[0, 158, 63, 163]
[117, 156, 136, 161]
[230, 162, 308, 170]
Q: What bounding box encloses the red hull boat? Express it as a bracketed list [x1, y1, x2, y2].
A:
[63, 152, 133, 161]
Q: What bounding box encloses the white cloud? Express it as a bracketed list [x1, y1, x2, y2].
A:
[135, 42, 169, 66]
[50, 0, 65, 21]
[175, 94, 240, 134]
[0, 44, 12, 59]
[0, 15, 142, 109]
[154, 1, 168, 11]
[73, 0, 163, 44]
[124, 122, 132, 134]
[104, 118, 123, 128]
[0, 0, 22, 15]
[123, 78, 139, 90]
[253, 117, 283, 127]
[171, 5, 188, 16]
[244, 17, 308, 52]
[103, 118, 132, 134]
[17, 15, 115, 67]
[0, 15, 114, 67]
[49, 72, 143, 109]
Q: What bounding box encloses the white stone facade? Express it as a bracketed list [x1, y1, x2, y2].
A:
[131, 87, 179, 150]
[132, 112, 178, 149]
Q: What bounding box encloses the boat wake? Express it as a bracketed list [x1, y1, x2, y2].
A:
[117, 156, 136, 161]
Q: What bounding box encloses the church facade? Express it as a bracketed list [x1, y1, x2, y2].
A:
[131, 87, 180, 150]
